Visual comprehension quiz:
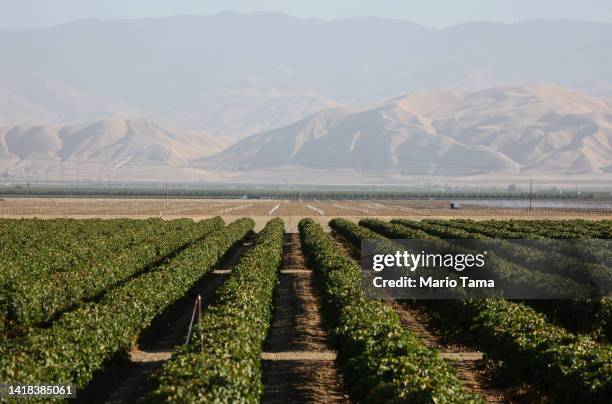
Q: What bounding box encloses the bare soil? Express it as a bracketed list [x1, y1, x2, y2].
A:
[261, 233, 348, 404]
[2, 197, 608, 234]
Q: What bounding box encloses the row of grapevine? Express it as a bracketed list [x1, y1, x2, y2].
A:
[489, 219, 611, 239]
[151, 218, 285, 402]
[1, 217, 226, 336]
[356, 219, 612, 402]
[329, 218, 387, 246]
[299, 218, 480, 403]
[0, 218, 254, 390]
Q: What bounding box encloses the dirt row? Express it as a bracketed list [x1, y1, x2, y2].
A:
[261, 233, 348, 403]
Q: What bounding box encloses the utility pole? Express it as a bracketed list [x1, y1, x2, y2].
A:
[165, 180, 169, 210]
[529, 177, 533, 211]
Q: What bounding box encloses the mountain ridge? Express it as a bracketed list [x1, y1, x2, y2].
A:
[0, 117, 228, 170]
[201, 84, 612, 176]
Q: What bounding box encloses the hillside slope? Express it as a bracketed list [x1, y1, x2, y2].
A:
[0, 118, 228, 171]
[202, 85, 612, 175]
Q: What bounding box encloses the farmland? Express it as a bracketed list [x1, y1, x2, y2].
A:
[0, 204, 611, 402]
[0, 197, 610, 233]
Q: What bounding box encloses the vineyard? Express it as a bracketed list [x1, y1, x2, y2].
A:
[0, 216, 611, 403]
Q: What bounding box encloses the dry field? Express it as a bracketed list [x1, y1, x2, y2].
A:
[1, 198, 610, 232]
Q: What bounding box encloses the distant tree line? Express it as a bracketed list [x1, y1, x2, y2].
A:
[0, 186, 608, 201]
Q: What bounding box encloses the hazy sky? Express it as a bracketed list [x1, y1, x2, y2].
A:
[1, 0, 612, 29]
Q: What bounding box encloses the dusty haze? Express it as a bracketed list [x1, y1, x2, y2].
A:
[0, 12, 611, 185]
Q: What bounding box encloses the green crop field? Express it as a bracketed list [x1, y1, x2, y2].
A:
[0, 217, 610, 403]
